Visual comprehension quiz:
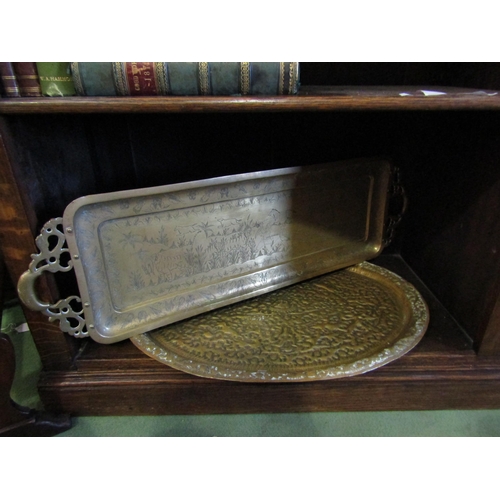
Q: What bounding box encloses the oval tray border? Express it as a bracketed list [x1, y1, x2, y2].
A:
[131, 262, 430, 382]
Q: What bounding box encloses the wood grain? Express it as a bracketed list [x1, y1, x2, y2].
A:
[0, 87, 500, 114]
[38, 354, 500, 415]
[0, 122, 75, 370]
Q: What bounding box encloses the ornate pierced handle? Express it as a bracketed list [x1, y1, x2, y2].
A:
[17, 218, 88, 338]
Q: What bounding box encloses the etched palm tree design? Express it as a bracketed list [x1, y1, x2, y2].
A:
[129, 270, 145, 290]
[118, 231, 142, 249]
[196, 221, 216, 238]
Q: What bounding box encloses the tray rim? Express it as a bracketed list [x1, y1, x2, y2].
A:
[130, 261, 430, 382]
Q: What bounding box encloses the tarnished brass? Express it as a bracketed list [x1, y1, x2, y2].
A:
[131, 262, 429, 382]
[18, 158, 394, 344]
[17, 218, 87, 338]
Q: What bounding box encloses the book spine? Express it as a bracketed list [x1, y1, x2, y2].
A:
[71, 62, 300, 96]
[160, 62, 300, 95]
[12, 62, 42, 97]
[72, 62, 160, 96]
[0, 62, 21, 97]
[113, 62, 159, 95]
[36, 62, 76, 96]
[71, 62, 117, 96]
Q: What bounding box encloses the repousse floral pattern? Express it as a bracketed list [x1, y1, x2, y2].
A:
[131, 262, 429, 382]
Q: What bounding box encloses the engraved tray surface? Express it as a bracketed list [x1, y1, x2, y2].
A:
[63, 158, 391, 343]
[131, 262, 429, 382]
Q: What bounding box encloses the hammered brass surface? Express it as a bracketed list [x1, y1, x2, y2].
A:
[131, 262, 429, 382]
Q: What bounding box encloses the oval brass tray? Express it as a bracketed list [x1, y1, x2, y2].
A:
[131, 262, 429, 382]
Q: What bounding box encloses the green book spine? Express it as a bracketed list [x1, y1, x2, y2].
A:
[36, 63, 76, 96]
[70, 62, 300, 96]
[71, 62, 116, 96]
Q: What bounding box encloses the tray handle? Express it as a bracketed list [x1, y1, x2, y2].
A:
[17, 218, 88, 338]
[383, 165, 408, 247]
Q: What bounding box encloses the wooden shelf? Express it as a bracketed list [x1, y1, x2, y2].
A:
[1, 86, 500, 114]
[35, 255, 500, 416]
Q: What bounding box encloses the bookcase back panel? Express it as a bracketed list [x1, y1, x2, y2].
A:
[300, 62, 500, 90]
[399, 111, 500, 347]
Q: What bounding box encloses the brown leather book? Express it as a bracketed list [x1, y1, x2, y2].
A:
[12, 62, 42, 97]
[0, 62, 20, 97]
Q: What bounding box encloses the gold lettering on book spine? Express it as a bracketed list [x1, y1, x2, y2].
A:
[112, 62, 129, 96]
[155, 62, 170, 95]
[198, 62, 210, 95]
[40, 76, 73, 82]
[240, 62, 250, 95]
[70, 63, 85, 95]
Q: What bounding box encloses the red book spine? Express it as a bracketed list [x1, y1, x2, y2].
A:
[12, 62, 42, 97]
[0, 62, 21, 97]
[125, 62, 158, 96]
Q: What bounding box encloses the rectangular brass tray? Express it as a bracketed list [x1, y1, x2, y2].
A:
[59, 158, 391, 343]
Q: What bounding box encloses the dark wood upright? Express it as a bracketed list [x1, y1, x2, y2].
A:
[0, 255, 71, 436]
[1, 63, 500, 416]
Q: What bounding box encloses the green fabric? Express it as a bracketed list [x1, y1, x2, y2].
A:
[3, 302, 500, 437]
[166, 62, 199, 95]
[36, 62, 76, 97]
[58, 410, 500, 437]
[1, 303, 43, 410]
[250, 62, 281, 95]
[209, 62, 240, 95]
[72, 62, 117, 96]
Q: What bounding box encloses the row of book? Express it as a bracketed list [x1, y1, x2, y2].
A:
[0, 62, 300, 97]
[0, 62, 74, 97]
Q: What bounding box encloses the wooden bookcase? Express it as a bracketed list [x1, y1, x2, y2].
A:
[2, 62, 500, 415]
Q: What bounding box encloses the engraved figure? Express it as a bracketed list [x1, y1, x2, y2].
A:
[216, 217, 243, 235]
[175, 223, 203, 245]
[263, 208, 292, 229]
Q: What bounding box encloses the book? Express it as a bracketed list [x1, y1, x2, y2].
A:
[12, 62, 42, 96]
[71, 62, 300, 96]
[36, 62, 76, 96]
[0, 62, 20, 97]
